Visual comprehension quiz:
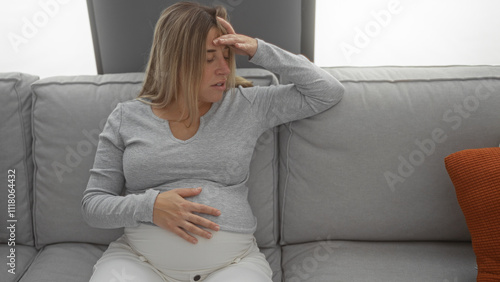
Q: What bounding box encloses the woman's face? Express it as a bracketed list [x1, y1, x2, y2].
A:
[199, 28, 231, 104]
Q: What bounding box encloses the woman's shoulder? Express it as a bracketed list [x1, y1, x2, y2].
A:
[108, 98, 151, 122]
[235, 86, 256, 102]
[118, 98, 150, 111]
[231, 83, 275, 105]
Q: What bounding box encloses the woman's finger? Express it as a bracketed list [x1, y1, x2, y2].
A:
[181, 220, 213, 240]
[173, 226, 199, 244]
[213, 34, 257, 55]
[216, 16, 235, 34]
[213, 35, 242, 46]
[213, 17, 257, 57]
[187, 212, 220, 232]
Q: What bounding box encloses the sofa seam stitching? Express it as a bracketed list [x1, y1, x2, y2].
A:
[272, 126, 280, 247]
[31, 80, 144, 89]
[280, 122, 294, 245]
[336, 77, 500, 84]
[16, 245, 46, 281]
[13, 74, 36, 247]
[30, 83, 41, 250]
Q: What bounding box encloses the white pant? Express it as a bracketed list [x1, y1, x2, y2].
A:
[89, 224, 272, 282]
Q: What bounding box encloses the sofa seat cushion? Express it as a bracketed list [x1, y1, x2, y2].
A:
[282, 241, 476, 282]
[260, 246, 282, 282]
[15, 244, 281, 282]
[445, 147, 500, 281]
[1, 244, 38, 282]
[19, 243, 107, 282]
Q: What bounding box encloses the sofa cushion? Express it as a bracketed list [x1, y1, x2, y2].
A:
[15, 244, 279, 282]
[0, 73, 38, 246]
[31, 69, 280, 248]
[282, 241, 476, 282]
[31, 73, 143, 248]
[445, 147, 500, 281]
[18, 243, 106, 282]
[0, 244, 38, 282]
[260, 246, 282, 282]
[279, 66, 500, 244]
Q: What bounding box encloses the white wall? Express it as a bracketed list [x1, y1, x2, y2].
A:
[315, 0, 500, 66]
[0, 0, 96, 78]
[2, 0, 499, 75]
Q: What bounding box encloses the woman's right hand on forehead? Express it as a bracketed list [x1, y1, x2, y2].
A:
[213, 16, 258, 59]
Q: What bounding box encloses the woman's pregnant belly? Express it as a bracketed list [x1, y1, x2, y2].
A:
[137, 179, 258, 233]
[124, 223, 255, 271]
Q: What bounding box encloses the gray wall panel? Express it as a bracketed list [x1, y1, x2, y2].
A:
[87, 0, 302, 74]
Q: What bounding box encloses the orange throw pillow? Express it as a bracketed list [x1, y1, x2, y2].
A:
[445, 147, 500, 281]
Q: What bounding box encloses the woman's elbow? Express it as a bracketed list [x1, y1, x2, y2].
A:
[80, 199, 91, 225]
[80, 195, 97, 227]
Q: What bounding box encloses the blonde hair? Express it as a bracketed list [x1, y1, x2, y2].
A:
[137, 2, 236, 127]
[235, 76, 253, 88]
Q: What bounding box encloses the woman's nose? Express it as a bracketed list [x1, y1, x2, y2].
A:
[216, 57, 230, 75]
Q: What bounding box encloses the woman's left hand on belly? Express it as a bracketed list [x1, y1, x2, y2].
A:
[152, 187, 221, 244]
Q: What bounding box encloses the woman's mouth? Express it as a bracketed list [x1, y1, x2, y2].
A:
[212, 81, 226, 90]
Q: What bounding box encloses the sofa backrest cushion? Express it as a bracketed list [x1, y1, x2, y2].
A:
[0, 72, 39, 246]
[0, 73, 38, 246]
[279, 66, 500, 245]
[31, 74, 141, 248]
[31, 70, 280, 248]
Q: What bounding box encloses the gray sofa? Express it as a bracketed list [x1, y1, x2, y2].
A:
[1, 66, 500, 282]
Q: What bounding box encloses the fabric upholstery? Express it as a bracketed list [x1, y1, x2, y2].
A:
[0, 72, 39, 246]
[5, 66, 500, 282]
[31, 73, 143, 248]
[279, 66, 500, 244]
[0, 244, 38, 282]
[282, 241, 476, 282]
[445, 147, 500, 281]
[18, 243, 107, 282]
[260, 246, 282, 282]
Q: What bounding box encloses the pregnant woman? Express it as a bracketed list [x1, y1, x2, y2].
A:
[82, 2, 344, 282]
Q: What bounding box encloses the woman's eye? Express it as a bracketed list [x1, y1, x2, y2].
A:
[224, 57, 230, 61]
[207, 58, 215, 63]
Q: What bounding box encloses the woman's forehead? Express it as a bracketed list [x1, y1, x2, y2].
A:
[206, 28, 223, 46]
[209, 27, 224, 37]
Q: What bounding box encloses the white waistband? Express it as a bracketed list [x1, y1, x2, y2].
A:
[124, 224, 256, 273]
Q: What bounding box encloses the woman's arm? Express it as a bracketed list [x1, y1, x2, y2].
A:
[81, 104, 159, 228]
[81, 104, 220, 244]
[214, 17, 345, 129]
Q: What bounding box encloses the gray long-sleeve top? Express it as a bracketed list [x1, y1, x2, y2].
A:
[81, 39, 344, 234]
